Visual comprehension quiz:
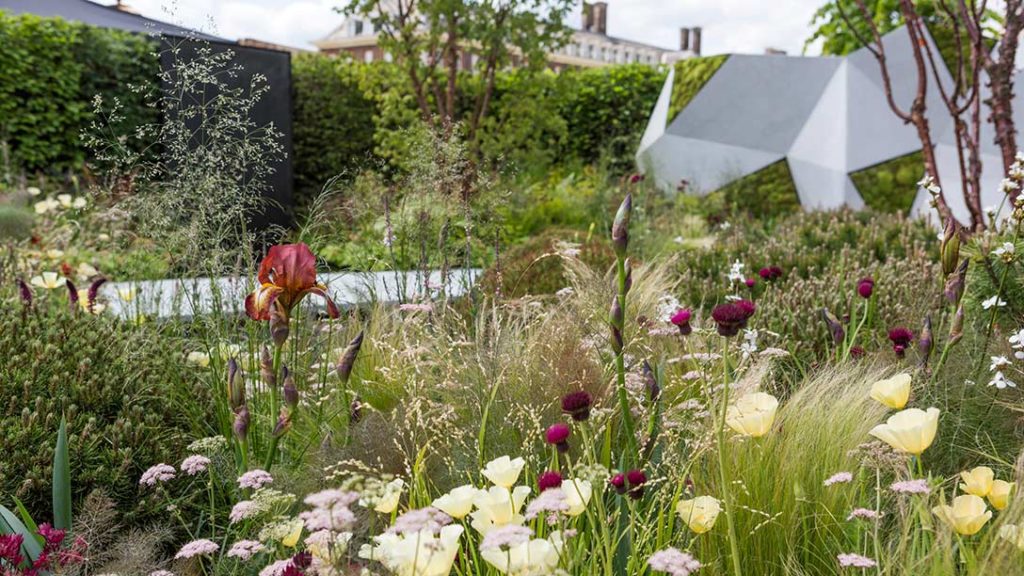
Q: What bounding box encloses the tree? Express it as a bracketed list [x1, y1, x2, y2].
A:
[340, 0, 573, 144]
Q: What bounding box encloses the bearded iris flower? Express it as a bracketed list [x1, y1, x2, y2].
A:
[245, 243, 339, 323]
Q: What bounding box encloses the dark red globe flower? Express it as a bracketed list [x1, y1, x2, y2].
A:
[670, 308, 693, 336]
[850, 345, 866, 360]
[538, 470, 563, 492]
[759, 266, 783, 281]
[857, 277, 875, 299]
[735, 299, 756, 320]
[712, 303, 747, 337]
[561, 391, 593, 421]
[245, 243, 340, 322]
[545, 423, 571, 453]
[625, 469, 648, 499]
[745, 277, 756, 288]
[609, 473, 626, 495]
[888, 327, 914, 358]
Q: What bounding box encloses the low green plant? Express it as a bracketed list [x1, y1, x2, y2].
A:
[0, 205, 33, 241]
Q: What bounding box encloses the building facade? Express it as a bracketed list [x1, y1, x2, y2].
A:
[313, 1, 699, 69]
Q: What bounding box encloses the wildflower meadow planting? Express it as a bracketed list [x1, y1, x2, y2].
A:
[5, 1, 1024, 576]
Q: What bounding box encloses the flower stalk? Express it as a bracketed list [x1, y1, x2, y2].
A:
[611, 193, 638, 468]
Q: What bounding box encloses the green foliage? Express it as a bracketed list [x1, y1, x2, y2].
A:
[667, 54, 729, 123]
[850, 151, 923, 213]
[292, 53, 378, 209]
[0, 13, 158, 173]
[0, 204, 34, 241]
[476, 69, 568, 172]
[0, 305, 208, 523]
[53, 418, 71, 531]
[707, 160, 802, 219]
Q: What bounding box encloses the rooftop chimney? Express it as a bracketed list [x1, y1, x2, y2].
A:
[591, 2, 607, 35]
[680, 28, 690, 51]
[691, 27, 702, 56]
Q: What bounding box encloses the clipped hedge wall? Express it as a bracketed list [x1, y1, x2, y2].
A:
[667, 54, 729, 123]
[850, 151, 923, 214]
[0, 12, 159, 173]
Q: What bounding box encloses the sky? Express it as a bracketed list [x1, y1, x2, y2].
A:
[99, 0, 828, 55]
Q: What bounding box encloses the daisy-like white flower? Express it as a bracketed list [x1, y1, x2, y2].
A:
[727, 260, 745, 284]
[1009, 328, 1024, 359]
[993, 242, 1016, 258]
[918, 175, 941, 195]
[824, 472, 853, 487]
[982, 295, 1007, 310]
[989, 371, 1017, 389]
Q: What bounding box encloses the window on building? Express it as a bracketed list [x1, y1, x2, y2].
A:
[586, 44, 594, 59]
[354, 20, 363, 35]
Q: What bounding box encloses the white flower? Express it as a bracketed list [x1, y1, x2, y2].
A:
[656, 295, 681, 323]
[480, 536, 562, 575]
[71, 196, 88, 209]
[26, 186, 41, 197]
[982, 295, 1007, 310]
[989, 371, 1017, 389]
[30, 271, 63, 290]
[993, 242, 1016, 257]
[359, 525, 463, 576]
[727, 259, 745, 284]
[990, 356, 1012, 372]
[470, 486, 531, 535]
[432, 484, 478, 519]
[918, 175, 941, 195]
[562, 479, 592, 516]
[186, 351, 210, 368]
[77, 262, 99, 279]
[481, 456, 526, 488]
[374, 478, 404, 513]
[740, 329, 759, 359]
[34, 198, 60, 214]
[57, 194, 73, 208]
[985, 204, 1000, 216]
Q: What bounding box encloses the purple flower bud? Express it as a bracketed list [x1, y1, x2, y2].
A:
[86, 277, 107, 313]
[857, 277, 874, 299]
[227, 358, 245, 410]
[273, 408, 291, 438]
[611, 194, 632, 257]
[16, 279, 32, 308]
[336, 330, 364, 384]
[918, 315, 933, 369]
[642, 360, 660, 403]
[233, 406, 250, 441]
[626, 469, 647, 499]
[282, 366, 299, 408]
[610, 473, 626, 494]
[260, 345, 276, 389]
[65, 278, 79, 310]
[943, 259, 969, 305]
[270, 308, 290, 347]
[611, 326, 623, 354]
[821, 308, 845, 346]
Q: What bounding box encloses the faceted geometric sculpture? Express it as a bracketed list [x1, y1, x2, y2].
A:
[636, 25, 1014, 223]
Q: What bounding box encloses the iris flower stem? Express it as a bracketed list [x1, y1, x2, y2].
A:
[264, 343, 284, 470]
[614, 256, 638, 468]
[717, 338, 743, 576]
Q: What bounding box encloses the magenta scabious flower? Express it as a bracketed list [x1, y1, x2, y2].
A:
[837, 553, 877, 568]
[175, 539, 219, 559]
[888, 327, 914, 358]
[670, 308, 693, 336]
[227, 540, 265, 561]
[712, 302, 751, 337]
[626, 469, 647, 500]
[538, 470, 564, 492]
[545, 423, 571, 453]
[561, 391, 593, 421]
[140, 464, 176, 486]
[857, 277, 875, 299]
[648, 547, 702, 576]
[238, 469, 274, 490]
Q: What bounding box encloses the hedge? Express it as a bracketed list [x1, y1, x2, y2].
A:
[849, 151, 923, 214]
[0, 12, 158, 174]
[667, 54, 729, 123]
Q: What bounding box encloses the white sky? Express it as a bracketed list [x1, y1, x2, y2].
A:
[98, 0, 827, 55]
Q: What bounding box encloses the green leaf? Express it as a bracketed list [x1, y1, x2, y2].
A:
[53, 417, 72, 532]
[10, 497, 43, 548]
[0, 505, 43, 564]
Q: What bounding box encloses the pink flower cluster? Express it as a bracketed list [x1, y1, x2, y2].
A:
[837, 553, 877, 568]
[648, 548, 702, 576]
[823, 472, 853, 487]
[140, 464, 176, 486]
[890, 479, 930, 494]
[181, 455, 211, 476]
[227, 540, 266, 561]
[298, 490, 360, 532]
[387, 507, 452, 535]
[174, 538, 218, 559]
[480, 525, 533, 550]
[238, 469, 274, 490]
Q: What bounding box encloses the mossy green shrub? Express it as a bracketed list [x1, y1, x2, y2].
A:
[706, 160, 802, 219]
[850, 151, 923, 213]
[0, 13, 158, 173]
[667, 54, 729, 123]
[479, 227, 615, 298]
[0, 304, 209, 523]
[0, 204, 34, 241]
[292, 53, 378, 209]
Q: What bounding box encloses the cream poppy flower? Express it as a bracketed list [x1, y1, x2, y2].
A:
[57, 194, 73, 208]
[870, 373, 912, 409]
[46, 249, 64, 260]
[34, 199, 59, 214]
[868, 407, 940, 455]
[469, 485, 531, 534]
[959, 466, 995, 497]
[480, 536, 560, 575]
[481, 455, 526, 487]
[563, 479, 592, 516]
[77, 262, 99, 279]
[30, 271, 63, 290]
[71, 196, 87, 209]
[676, 495, 721, 534]
[432, 484, 478, 519]
[989, 480, 1015, 511]
[725, 392, 779, 437]
[186, 351, 211, 368]
[998, 523, 1024, 549]
[26, 186, 41, 197]
[933, 494, 992, 535]
[374, 478, 404, 513]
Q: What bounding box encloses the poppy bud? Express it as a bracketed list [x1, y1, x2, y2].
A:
[227, 358, 245, 410]
[337, 330, 365, 384]
[611, 194, 632, 257]
[940, 216, 962, 276]
[233, 406, 250, 441]
[821, 308, 845, 346]
[282, 366, 299, 408]
[270, 308, 289, 347]
[260, 345, 276, 389]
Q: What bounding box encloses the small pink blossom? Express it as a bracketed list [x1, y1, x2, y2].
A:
[525, 488, 569, 520]
[174, 539, 218, 559]
[259, 559, 294, 576]
[648, 548, 702, 576]
[140, 464, 176, 486]
[398, 303, 432, 313]
[847, 508, 881, 521]
[480, 525, 533, 550]
[890, 479, 930, 494]
[227, 540, 265, 561]
[837, 553, 877, 568]
[230, 500, 261, 524]
[181, 455, 211, 476]
[238, 469, 274, 490]
[824, 472, 853, 487]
